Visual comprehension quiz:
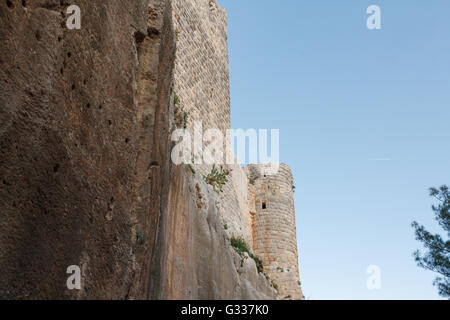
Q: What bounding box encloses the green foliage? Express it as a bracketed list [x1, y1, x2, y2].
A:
[271, 280, 278, 291]
[285, 295, 292, 299]
[230, 236, 250, 255]
[183, 111, 188, 129]
[251, 254, 264, 273]
[173, 94, 180, 106]
[136, 230, 146, 245]
[412, 185, 450, 298]
[230, 236, 264, 273]
[187, 164, 196, 175]
[223, 222, 228, 230]
[203, 164, 230, 194]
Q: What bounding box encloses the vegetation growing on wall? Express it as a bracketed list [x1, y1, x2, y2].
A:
[230, 236, 264, 273]
[203, 164, 230, 194]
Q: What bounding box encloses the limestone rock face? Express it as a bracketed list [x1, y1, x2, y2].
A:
[0, 0, 174, 299]
[155, 166, 277, 300]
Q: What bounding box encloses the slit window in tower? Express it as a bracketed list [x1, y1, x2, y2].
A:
[262, 202, 267, 210]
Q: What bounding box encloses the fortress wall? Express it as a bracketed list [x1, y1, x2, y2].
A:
[248, 164, 304, 300]
[171, 0, 253, 244]
[172, 0, 229, 134]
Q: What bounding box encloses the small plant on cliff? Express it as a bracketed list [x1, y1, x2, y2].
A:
[251, 254, 264, 273]
[230, 236, 250, 255]
[203, 164, 230, 194]
[271, 280, 279, 291]
[183, 111, 188, 129]
[173, 93, 189, 129]
[187, 164, 196, 175]
[136, 230, 146, 245]
[230, 236, 264, 273]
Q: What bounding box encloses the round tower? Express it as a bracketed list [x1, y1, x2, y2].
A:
[247, 164, 303, 300]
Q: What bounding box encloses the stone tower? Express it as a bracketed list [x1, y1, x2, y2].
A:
[247, 164, 304, 300]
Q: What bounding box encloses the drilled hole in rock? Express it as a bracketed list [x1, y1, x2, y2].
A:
[134, 31, 145, 45]
[83, 79, 87, 85]
[21, 0, 26, 7]
[58, 36, 62, 42]
[35, 30, 41, 40]
[60, 68, 63, 75]
[86, 103, 90, 108]
[71, 84, 75, 90]
[98, 104, 103, 110]
[6, 1, 13, 8]
[67, 52, 71, 58]
[53, 164, 60, 173]
[125, 138, 130, 144]
[262, 202, 267, 210]
[108, 120, 112, 126]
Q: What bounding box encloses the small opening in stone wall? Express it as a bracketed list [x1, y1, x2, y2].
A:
[6, 1, 13, 9]
[262, 202, 267, 210]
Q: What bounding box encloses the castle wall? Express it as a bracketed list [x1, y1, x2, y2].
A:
[172, 0, 253, 244]
[248, 164, 304, 300]
[172, 0, 229, 133]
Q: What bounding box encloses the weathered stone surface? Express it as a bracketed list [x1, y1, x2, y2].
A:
[0, 0, 302, 300]
[0, 0, 174, 299]
[155, 166, 277, 300]
[247, 164, 304, 300]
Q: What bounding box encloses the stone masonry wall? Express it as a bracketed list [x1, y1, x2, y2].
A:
[248, 164, 304, 300]
[172, 0, 229, 133]
[171, 0, 253, 244]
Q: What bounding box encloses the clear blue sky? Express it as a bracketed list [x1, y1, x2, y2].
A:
[221, 0, 450, 299]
